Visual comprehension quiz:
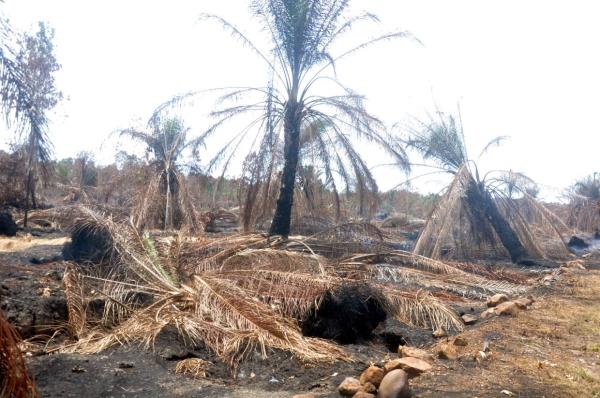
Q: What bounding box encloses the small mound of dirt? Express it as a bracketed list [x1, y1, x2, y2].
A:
[62, 223, 113, 263]
[0, 212, 17, 237]
[301, 283, 387, 344]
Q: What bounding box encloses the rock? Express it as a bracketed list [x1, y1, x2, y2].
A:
[384, 357, 431, 378]
[461, 314, 478, 325]
[480, 308, 497, 319]
[514, 297, 533, 309]
[437, 344, 457, 360]
[494, 301, 520, 316]
[339, 377, 361, 396]
[353, 393, 376, 398]
[359, 365, 385, 387]
[432, 328, 446, 338]
[398, 346, 434, 361]
[292, 394, 316, 398]
[361, 382, 378, 394]
[453, 337, 468, 347]
[487, 294, 509, 307]
[377, 369, 410, 398]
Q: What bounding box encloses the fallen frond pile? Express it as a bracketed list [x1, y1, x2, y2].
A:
[54, 208, 532, 371]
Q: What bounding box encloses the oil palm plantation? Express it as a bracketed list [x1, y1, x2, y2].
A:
[168, 0, 412, 237]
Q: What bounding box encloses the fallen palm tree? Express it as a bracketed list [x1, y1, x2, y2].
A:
[405, 112, 570, 263]
[0, 311, 39, 398]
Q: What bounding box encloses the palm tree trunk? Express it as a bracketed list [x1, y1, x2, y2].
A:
[269, 102, 301, 237]
[466, 181, 529, 263]
[165, 169, 171, 230]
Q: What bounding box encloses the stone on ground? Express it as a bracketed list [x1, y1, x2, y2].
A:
[487, 293, 509, 307]
[359, 365, 385, 387]
[494, 301, 520, 316]
[437, 343, 458, 360]
[352, 392, 376, 398]
[377, 369, 410, 398]
[461, 314, 478, 325]
[383, 357, 432, 378]
[339, 377, 362, 396]
[398, 346, 434, 361]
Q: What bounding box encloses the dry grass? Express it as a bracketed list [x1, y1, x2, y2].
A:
[0, 236, 69, 252]
[414, 268, 600, 398]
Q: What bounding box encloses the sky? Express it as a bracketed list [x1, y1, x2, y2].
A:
[1, 0, 599, 201]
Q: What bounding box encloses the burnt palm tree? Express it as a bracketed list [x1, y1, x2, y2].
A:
[121, 117, 203, 231]
[567, 173, 600, 233]
[164, 0, 413, 237]
[1, 21, 61, 226]
[406, 111, 569, 263]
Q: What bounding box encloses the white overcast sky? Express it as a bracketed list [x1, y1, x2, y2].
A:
[2, 0, 599, 200]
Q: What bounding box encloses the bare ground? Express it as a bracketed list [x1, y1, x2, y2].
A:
[2, 234, 600, 397]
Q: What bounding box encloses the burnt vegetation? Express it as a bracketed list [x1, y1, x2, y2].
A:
[0, 0, 597, 396]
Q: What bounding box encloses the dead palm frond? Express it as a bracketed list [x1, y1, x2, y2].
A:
[382, 289, 463, 332]
[0, 311, 39, 398]
[63, 268, 87, 338]
[175, 358, 211, 378]
[54, 209, 542, 369]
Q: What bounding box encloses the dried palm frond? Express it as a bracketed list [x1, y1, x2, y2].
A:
[62, 274, 349, 369]
[177, 233, 275, 276]
[1, 311, 39, 398]
[382, 289, 463, 332]
[217, 269, 335, 319]
[175, 358, 211, 378]
[63, 268, 86, 338]
[221, 248, 326, 275]
[367, 265, 527, 299]
[285, 222, 394, 258]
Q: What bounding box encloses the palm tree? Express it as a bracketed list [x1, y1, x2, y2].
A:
[406, 111, 570, 263]
[120, 116, 203, 231]
[1, 21, 61, 226]
[166, 0, 412, 237]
